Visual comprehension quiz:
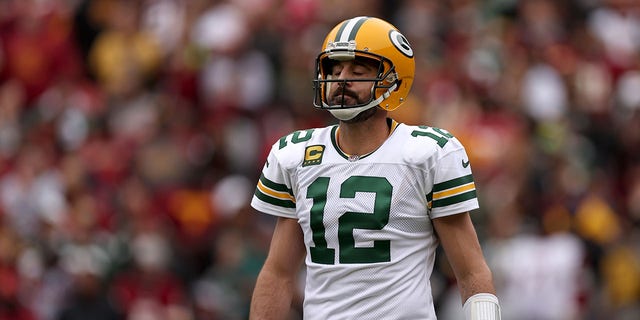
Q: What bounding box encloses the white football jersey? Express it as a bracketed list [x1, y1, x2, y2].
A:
[251, 119, 479, 319]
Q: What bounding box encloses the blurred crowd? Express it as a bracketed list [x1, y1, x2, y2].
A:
[0, 0, 639, 319]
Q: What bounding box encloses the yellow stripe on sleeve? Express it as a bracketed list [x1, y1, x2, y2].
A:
[257, 180, 296, 203]
[433, 182, 475, 200]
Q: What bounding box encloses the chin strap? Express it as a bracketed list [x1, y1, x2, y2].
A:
[324, 83, 398, 121]
[463, 293, 501, 320]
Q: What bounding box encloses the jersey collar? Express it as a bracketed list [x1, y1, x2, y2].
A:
[331, 118, 400, 161]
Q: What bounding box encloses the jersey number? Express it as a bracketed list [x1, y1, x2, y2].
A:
[307, 176, 391, 264]
[411, 126, 453, 147]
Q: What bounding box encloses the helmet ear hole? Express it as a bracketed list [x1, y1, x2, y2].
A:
[383, 71, 397, 84]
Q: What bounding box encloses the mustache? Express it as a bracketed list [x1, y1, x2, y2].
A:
[330, 88, 358, 100]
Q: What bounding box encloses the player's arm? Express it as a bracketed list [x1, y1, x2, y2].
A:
[433, 212, 501, 319]
[250, 216, 306, 320]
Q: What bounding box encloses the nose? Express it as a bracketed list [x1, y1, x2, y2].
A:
[335, 69, 352, 87]
[336, 69, 348, 80]
[334, 64, 354, 80]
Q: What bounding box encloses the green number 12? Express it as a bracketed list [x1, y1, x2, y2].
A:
[306, 176, 392, 264]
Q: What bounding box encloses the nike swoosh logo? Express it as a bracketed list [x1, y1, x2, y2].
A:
[462, 159, 470, 168]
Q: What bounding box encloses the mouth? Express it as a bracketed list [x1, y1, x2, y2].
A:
[329, 91, 358, 106]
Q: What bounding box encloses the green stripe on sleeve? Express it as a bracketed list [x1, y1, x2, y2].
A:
[254, 189, 296, 208]
[433, 174, 474, 192]
[432, 190, 477, 208]
[260, 174, 292, 194]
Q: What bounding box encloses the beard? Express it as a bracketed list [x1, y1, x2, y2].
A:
[327, 87, 378, 123]
[328, 88, 361, 106]
[341, 105, 378, 123]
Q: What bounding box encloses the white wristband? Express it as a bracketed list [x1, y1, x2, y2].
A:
[463, 293, 501, 320]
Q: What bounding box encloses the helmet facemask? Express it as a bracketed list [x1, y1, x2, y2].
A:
[313, 51, 399, 120]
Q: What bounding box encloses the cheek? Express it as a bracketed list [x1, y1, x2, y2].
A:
[355, 83, 374, 98]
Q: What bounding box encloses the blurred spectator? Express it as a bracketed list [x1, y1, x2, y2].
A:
[0, 80, 23, 159]
[0, 144, 67, 240]
[0, 0, 83, 105]
[587, 0, 640, 70]
[55, 241, 120, 320]
[192, 227, 257, 320]
[193, 2, 275, 112]
[0, 224, 36, 320]
[109, 231, 189, 320]
[87, 0, 162, 97]
[489, 225, 587, 319]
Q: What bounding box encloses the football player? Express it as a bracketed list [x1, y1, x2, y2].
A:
[250, 16, 500, 320]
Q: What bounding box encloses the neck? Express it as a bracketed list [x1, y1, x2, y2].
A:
[337, 111, 391, 156]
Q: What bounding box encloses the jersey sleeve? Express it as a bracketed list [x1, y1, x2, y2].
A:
[428, 139, 479, 219]
[251, 144, 297, 218]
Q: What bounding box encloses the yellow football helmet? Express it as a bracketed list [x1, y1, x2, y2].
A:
[313, 16, 415, 120]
